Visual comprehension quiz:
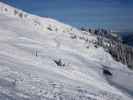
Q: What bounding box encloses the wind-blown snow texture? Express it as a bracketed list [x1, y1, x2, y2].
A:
[0, 2, 133, 100]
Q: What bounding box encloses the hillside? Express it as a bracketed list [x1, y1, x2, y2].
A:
[80, 28, 133, 69]
[0, 2, 133, 100]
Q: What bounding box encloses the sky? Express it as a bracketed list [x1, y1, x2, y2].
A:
[1, 0, 133, 32]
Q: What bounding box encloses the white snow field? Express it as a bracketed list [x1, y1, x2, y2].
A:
[0, 2, 133, 100]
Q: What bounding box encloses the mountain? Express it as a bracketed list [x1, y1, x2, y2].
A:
[0, 2, 133, 100]
[121, 32, 133, 46]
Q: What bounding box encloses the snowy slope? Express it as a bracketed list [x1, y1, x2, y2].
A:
[0, 2, 133, 100]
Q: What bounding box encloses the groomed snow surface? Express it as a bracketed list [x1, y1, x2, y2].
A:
[0, 2, 133, 100]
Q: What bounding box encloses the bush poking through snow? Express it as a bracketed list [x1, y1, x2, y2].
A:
[4, 8, 8, 11]
[19, 12, 23, 18]
[14, 10, 18, 15]
[70, 35, 77, 39]
[53, 59, 65, 67]
[47, 27, 53, 31]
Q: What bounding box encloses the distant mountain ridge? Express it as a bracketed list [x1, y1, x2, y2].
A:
[121, 32, 133, 46]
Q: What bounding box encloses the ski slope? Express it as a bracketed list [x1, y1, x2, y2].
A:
[0, 2, 133, 100]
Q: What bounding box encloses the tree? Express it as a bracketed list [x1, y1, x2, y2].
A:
[14, 10, 18, 15]
[4, 8, 8, 12]
[19, 13, 23, 18]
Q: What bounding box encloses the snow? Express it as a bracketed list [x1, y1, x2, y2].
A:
[0, 1, 133, 100]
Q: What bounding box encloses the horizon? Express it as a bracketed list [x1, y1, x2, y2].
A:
[1, 0, 133, 32]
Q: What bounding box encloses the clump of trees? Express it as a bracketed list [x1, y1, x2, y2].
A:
[80, 27, 133, 70]
[80, 27, 122, 43]
[70, 34, 77, 39]
[14, 10, 24, 18]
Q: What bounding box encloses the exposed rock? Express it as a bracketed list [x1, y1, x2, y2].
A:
[103, 69, 112, 76]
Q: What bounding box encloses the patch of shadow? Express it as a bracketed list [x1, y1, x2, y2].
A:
[0, 88, 53, 100]
[102, 66, 133, 98]
[108, 79, 133, 98]
[0, 78, 16, 88]
[0, 92, 30, 100]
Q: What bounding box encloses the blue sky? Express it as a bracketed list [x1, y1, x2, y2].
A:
[1, 0, 133, 32]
